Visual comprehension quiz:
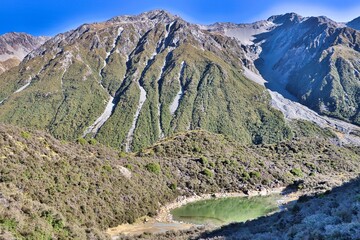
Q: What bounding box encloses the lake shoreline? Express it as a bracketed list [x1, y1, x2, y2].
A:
[155, 186, 300, 223]
[107, 187, 302, 238]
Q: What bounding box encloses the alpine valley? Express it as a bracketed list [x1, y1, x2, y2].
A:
[0, 10, 360, 240]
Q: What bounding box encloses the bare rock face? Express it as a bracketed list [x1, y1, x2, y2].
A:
[0, 32, 49, 74]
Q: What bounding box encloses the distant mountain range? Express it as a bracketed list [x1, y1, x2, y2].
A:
[0, 32, 48, 74]
[0, 10, 359, 151]
[205, 13, 360, 126]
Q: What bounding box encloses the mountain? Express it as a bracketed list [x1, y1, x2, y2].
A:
[0, 10, 291, 152]
[0, 124, 359, 239]
[0, 32, 48, 74]
[206, 13, 360, 126]
[347, 16, 360, 30]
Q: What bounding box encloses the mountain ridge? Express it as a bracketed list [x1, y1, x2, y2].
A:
[0, 32, 48, 74]
[0, 10, 291, 151]
[205, 12, 360, 128]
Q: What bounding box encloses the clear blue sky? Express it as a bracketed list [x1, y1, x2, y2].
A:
[1, 0, 360, 36]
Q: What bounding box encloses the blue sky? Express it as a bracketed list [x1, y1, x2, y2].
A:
[1, 0, 360, 36]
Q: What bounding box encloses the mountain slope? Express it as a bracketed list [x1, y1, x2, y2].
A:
[0, 32, 48, 74]
[0, 10, 291, 151]
[347, 16, 360, 31]
[208, 13, 360, 126]
[0, 124, 359, 239]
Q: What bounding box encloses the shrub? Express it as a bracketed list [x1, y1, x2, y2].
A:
[118, 151, 127, 158]
[209, 161, 215, 168]
[21, 131, 31, 139]
[77, 138, 87, 145]
[242, 172, 250, 181]
[88, 139, 97, 145]
[202, 168, 213, 177]
[154, 145, 164, 154]
[222, 159, 231, 165]
[102, 165, 112, 172]
[290, 168, 303, 177]
[125, 164, 133, 170]
[199, 156, 208, 165]
[250, 171, 261, 179]
[145, 163, 161, 174]
[169, 183, 177, 191]
[192, 144, 201, 153]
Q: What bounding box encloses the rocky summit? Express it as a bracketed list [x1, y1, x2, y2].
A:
[0, 32, 48, 74]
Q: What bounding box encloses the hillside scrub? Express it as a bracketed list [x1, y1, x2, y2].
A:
[0, 124, 359, 239]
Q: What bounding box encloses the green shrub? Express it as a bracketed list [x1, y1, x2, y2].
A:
[199, 156, 208, 165]
[202, 168, 213, 177]
[250, 171, 261, 179]
[154, 145, 164, 154]
[77, 138, 87, 145]
[118, 151, 127, 158]
[169, 183, 177, 191]
[102, 165, 112, 172]
[88, 138, 97, 145]
[222, 159, 231, 165]
[242, 172, 250, 181]
[209, 161, 215, 168]
[145, 163, 161, 174]
[0, 218, 17, 231]
[192, 144, 201, 153]
[125, 164, 133, 170]
[290, 168, 303, 177]
[21, 131, 31, 139]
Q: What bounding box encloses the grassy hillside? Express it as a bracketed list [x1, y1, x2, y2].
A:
[0, 123, 359, 239]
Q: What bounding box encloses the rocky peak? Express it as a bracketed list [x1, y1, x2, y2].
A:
[268, 12, 303, 25]
[0, 32, 49, 74]
[107, 9, 179, 25]
[0, 32, 48, 58]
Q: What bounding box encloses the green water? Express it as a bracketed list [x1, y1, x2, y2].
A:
[171, 195, 281, 226]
